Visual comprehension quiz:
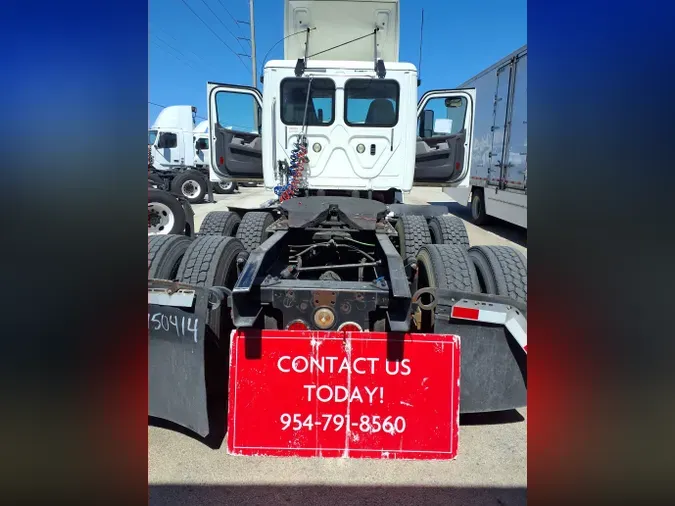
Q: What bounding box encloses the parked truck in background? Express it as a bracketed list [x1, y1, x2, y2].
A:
[443, 45, 527, 229]
[148, 105, 212, 203]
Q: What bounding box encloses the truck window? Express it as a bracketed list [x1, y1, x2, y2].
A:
[345, 79, 399, 127]
[280, 78, 335, 126]
[196, 138, 208, 150]
[215, 91, 261, 133]
[157, 132, 177, 149]
[418, 96, 467, 137]
[148, 130, 158, 145]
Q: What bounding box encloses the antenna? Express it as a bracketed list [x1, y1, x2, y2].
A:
[417, 8, 424, 87]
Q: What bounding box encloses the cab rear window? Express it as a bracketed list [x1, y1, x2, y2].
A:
[280, 78, 335, 126]
[345, 79, 399, 127]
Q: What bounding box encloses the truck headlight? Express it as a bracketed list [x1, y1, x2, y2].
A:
[356, 143, 365, 154]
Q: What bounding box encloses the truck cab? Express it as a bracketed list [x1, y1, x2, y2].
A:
[193, 120, 210, 169]
[148, 105, 196, 172]
[207, 0, 476, 202]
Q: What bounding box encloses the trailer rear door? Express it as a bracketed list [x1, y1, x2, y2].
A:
[488, 63, 512, 186]
[414, 89, 476, 187]
[208, 83, 264, 181]
[501, 53, 527, 191]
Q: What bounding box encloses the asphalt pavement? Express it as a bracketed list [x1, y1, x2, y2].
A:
[149, 186, 527, 506]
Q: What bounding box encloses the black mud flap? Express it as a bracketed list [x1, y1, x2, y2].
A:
[435, 290, 527, 413]
[148, 283, 212, 437]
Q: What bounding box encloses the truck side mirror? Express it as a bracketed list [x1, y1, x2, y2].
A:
[317, 108, 324, 122]
[419, 109, 434, 138]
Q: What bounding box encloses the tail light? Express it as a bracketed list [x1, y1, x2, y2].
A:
[286, 320, 309, 331]
[337, 322, 363, 332]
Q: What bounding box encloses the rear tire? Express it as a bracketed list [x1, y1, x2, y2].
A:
[176, 236, 246, 336]
[429, 214, 470, 249]
[148, 189, 186, 235]
[148, 235, 192, 280]
[198, 211, 241, 237]
[414, 244, 480, 332]
[171, 170, 208, 204]
[235, 212, 275, 252]
[213, 181, 237, 194]
[471, 188, 488, 225]
[468, 246, 527, 304]
[395, 215, 432, 265]
[416, 244, 481, 293]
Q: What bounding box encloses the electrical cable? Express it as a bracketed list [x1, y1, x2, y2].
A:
[178, 0, 250, 72]
[150, 25, 211, 67]
[307, 29, 377, 59]
[151, 40, 198, 71]
[259, 27, 317, 77]
[148, 101, 207, 121]
[152, 35, 211, 72]
[215, 0, 243, 27]
[196, 0, 248, 53]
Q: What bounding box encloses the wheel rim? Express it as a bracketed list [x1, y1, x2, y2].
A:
[181, 180, 202, 199]
[148, 202, 175, 234]
[219, 182, 233, 191]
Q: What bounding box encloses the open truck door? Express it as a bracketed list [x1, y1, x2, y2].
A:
[208, 83, 264, 183]
[414, 89, 475, 186]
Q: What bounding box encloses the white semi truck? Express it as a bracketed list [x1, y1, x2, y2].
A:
[148, 106, 215, 202]
[148, 0, 527, 459]
[443, 45, 527, 229]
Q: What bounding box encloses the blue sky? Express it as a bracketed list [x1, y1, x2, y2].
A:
[149, 0, 526, 127]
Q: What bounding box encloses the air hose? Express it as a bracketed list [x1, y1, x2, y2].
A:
[274, 77, 313, 202]
[274, 138, 308, 201]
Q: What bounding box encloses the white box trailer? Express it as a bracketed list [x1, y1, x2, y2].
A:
[443, 45, 527, 229]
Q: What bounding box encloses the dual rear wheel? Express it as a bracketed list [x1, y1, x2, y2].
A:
[394, 213, 526, 330]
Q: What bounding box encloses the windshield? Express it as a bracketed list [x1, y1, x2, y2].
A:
[148, 130, 158, 145]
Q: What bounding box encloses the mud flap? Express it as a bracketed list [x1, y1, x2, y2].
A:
[435, 290, 527, 413]
[148, 284, 211, 437]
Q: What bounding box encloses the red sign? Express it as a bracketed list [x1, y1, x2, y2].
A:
[227, 330, 460, 460]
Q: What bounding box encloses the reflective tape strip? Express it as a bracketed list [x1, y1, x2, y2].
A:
[451, 306, 479, 320]
[504, 306, 527, 353]
[450, 299, 527, 353]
